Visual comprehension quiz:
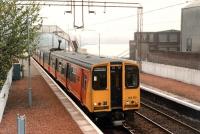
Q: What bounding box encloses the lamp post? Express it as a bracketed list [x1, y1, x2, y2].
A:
[27, 15, 32, 107]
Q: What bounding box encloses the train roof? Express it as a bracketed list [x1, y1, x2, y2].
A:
[51, 50, 126, 69]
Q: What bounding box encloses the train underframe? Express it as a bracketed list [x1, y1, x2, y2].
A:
[93, 109, 135, 126]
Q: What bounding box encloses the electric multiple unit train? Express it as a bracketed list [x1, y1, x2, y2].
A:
[33, 47, 140, 123]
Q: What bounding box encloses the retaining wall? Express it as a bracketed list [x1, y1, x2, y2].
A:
[142, 61, 200, 86]
[0, 67, 13, 122]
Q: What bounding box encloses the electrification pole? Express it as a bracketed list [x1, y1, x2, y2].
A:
[27, 15, 32, 107]
[137, 7, 143, 70]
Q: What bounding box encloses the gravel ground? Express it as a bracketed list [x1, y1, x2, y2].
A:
[141, 73, 200, 103]
[0, 60, 83, 134]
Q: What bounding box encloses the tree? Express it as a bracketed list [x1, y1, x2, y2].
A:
[0, 0, 41, 88]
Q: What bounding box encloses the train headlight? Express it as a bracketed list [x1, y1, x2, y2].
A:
[126, 101, 130, 105]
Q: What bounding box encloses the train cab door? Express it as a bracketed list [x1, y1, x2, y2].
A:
[81, 70, 86, 105]
[110, 65, 122, 109]
[55, 58, 58, 79]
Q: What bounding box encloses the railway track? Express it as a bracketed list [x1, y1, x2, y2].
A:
[122, 122, 136, 134]
[135, 102, 200, 134]
[102, 122, 137, 134]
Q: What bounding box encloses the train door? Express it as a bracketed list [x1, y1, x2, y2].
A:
[81, 70, 86, 104]
[42, 53, 45, 67]
[39, 51, 42, 64]
[110, 65, 122, 109]
[48, 52, 51, 72]
[65, 63, 69, 87]
[55, 58, 58, 79]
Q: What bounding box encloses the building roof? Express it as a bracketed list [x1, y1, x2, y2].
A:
[184, 1, 200, 9]
[158, 29, 180, 33]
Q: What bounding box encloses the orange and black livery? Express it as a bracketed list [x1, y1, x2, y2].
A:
[33, 47, 140, 124]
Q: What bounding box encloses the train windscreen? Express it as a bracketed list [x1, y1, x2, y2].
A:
[125, 65, 139, 89]
[92, 66, 107, 90]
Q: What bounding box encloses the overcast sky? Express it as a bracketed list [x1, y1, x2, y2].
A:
[40, 0, 190, 44]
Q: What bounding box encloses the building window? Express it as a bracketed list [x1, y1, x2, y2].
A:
[158, 33, 168, 42]
[142, 33, 149, 42]
[149, 34, 154, 42]
[169, 33, 178, 42]
[186, 38, 192, 51]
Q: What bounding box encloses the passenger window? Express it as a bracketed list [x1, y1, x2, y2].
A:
[61, 67, 65, 75]
[67, 65, 76, 82]
[125, 65, 139, 89]
[92, 67, 107, 90]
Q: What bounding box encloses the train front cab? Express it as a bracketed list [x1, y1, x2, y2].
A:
[91, 61, 140, 121]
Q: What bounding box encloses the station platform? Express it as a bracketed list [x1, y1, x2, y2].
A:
[140, 73, 200, 111]
[0, 59, 102, 134]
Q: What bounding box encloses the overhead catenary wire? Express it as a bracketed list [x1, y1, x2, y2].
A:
[85, 1, 190, 28]
[17, 0, 142, 30]
[17, 0, 141, 5]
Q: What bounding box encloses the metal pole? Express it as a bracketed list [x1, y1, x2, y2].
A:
[136, 8, 139, 62]
[17, 114, 26, 134]
[99, 33, 100, 56]
[27, 15, 32, 107]
[52, 34, 54, 48]
[137, 7, 143, 70]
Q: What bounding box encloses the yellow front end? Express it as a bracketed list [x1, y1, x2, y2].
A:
[122, 61, 140, 111]
[91, 63, 111, 112]
[93, 90, 110, 112]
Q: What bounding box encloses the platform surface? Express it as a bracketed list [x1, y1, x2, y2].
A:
[0, 59, 101, 134]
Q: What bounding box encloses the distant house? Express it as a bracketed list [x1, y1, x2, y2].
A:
[181, 1, 200, 52]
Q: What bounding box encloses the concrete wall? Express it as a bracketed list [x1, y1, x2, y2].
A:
[147, 51, 200, 70]
[181, 7, 200, 52]
[129, 40, 149, 61]
[0, 67, 13, 122]
[142, 61, 200, 86]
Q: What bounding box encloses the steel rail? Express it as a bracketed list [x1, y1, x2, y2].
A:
[122, 122, 135, 134]
[135, 111, 174, 134]
[141, 102, 200, 133]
